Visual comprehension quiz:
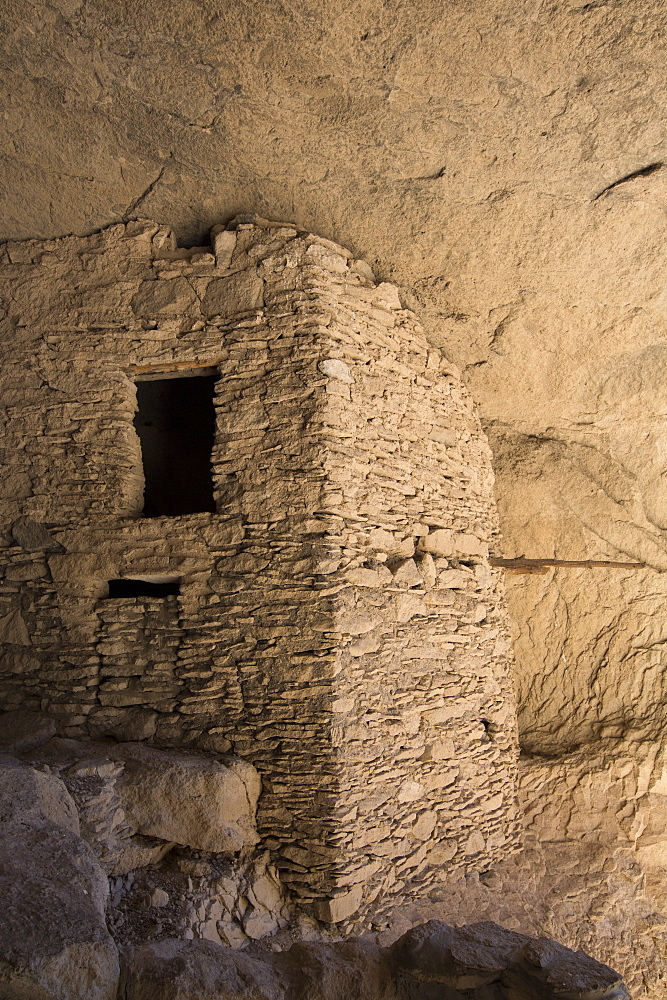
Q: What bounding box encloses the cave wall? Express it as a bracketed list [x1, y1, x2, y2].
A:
[4, 0, 667, 990]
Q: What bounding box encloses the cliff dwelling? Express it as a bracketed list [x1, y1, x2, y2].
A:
[2, 2, 667, 998]
[0, 219, 520, 924]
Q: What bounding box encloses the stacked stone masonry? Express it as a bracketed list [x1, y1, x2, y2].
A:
[0, 219, 520, 923]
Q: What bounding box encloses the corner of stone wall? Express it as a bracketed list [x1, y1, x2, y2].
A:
[0, 217, 521, 927]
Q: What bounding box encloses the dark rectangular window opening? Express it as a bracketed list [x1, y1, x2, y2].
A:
[107, 578, 181, 599]
[134, 372, 217, 516]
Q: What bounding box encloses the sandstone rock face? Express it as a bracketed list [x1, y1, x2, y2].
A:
[0, 757, 119, 1000]
[378, 833, 667, 998]
[518, 736, 667, 920]
[489, 433, 667, 757]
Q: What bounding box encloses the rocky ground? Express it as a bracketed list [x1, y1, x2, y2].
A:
[0, 712, 629, 999]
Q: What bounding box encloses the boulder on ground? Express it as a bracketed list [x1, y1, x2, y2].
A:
[0, 709, 56, 754]
[122, 937, 394, 1000]
[0, 939, 119, 1000]
[0, 757, 119, 1000]
[278, 939, 394, 1000]
[121, 939, 286, 1000]
[391, 919, 530, 989]
[120, 922, 629, 1000]
[504, 936, 630, 1000]
[21, 737, 261, 857]
[391, 920, 629, 1000]
[111, 742, 261, 853]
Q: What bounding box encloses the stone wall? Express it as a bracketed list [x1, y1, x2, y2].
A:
[0, 219, 520, 923]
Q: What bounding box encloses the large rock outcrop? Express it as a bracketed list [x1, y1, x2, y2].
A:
[19, 736, 261, 871]
[3, 725, 296, 952]
[0, 729, 631, 999]
[120, 923, 629, 1000]
[0, 756, 119, 1000]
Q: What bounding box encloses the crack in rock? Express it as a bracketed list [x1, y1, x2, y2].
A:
[122, 167, 166, 221]
[592, 162, 663, 201]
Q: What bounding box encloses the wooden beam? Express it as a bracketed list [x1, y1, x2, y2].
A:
[489, 557, 646, 575]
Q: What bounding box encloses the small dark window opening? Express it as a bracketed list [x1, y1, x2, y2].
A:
[481, 719, 495, 741]
[107, 578, 181, 598]
[134, 373, 217, 516]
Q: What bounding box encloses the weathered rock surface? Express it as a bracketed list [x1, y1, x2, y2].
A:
[20, 737, 262, 865]
[120, 939, 287, 1000]
[0, 757, 119, 1000]
[0, 708, 57, 754]
[111, 742, 261, 854]
[278, 939, 394, 1000]
[378, 835, 665, 999]
[0, 750, 79, 833]
[392, 921, 628, 999]
[392, 920, 530, 989]
[121, 923, 627, 1000]
[519, 735, 667, 924]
